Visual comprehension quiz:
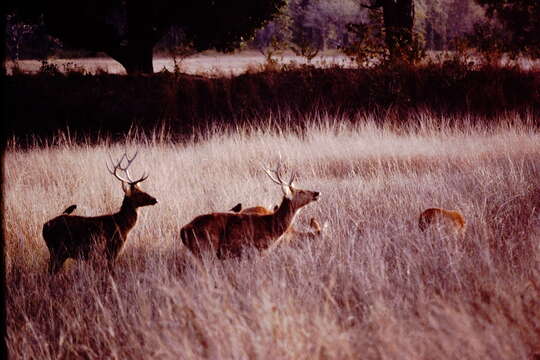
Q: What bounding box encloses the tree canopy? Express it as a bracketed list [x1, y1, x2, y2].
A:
[361, 0, 415, 60]
[7, 0, 286, 73]
[475, 0, 540, 57]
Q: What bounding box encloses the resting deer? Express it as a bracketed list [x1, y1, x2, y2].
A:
[229, 203, 324, 244]
[230, 203, 277, 215]
[42, 152, 157, 274]
[418, 208, 466, 235]
[180, 165, 320, 259]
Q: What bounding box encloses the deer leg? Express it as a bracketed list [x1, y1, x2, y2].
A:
[48, 252, 67, 275]
[105, 237, 124, 273]
[105, 248, 119, 273]
[106, 259, 116, 274]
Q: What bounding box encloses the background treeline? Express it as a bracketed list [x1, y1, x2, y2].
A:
[5, 0, 485, 60]
[3, 0, 540, 144]
[248, 0, 485, 56]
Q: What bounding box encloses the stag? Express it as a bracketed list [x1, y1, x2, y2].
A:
[180, 165, 320, 259]
[42, 152, 157, 274]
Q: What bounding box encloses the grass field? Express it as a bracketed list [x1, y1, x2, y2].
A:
[4, 112, 540, 359]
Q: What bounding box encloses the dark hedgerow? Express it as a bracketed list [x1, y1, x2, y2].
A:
[4, 62, 540, 144]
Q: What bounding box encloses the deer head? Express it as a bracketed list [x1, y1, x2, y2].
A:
[107, 151, 157, 207]
[263, 164, 320, 209]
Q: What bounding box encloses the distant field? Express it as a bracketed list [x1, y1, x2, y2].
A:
[6, 51, 540, 75]
[6, 51, 352, 75]
[4, 112, 540, 359]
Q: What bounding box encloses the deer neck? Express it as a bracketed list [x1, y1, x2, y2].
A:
[115, 196, 139, 231]
[272, 197, 298, 236]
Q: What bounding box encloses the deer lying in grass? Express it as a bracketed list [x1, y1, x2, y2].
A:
[180, 165, 320, 259]
[42, 152, 157, 274]
[230, 203, 277, 215]
[418, 208, 466, 235]
[229, 203, 324, 244]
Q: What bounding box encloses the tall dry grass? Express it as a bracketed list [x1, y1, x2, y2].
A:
[4, 113, 540, 359]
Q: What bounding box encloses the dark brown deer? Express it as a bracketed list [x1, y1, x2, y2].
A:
[42, 152, 157, 274]
[180, 164, 320, 259]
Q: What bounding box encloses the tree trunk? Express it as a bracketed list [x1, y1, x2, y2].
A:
[107, 42, 155, 74]
[122, 43, 154, 74]
[106, 1, 170, 74]
[381, 0, 414, 60]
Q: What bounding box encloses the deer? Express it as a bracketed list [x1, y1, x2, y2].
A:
[229, 203, 324, 244]
[229, 203, 277, 215]
[180, 164, 320, 259]
[418, 207, 466, 235]
[42, 151, 157, 274]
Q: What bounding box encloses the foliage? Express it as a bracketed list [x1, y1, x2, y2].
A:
[475, 0, 540, 58]
[252, 10, 291, 64]
[344, 2, 424, 67]
[343, 21, 388, 67]
[301, 0, 365, 49]
[289, 0, 323, 63]
[37, 60, 62, 76]
[5, 0, 499, 62]
[415, 0, 485, 51]
[6, 0, 286, 73]
[359, 0, 416, 60]
[5, 13, 61, 60]
[155, 26, 197, 74]
[466, 20, 512, 66]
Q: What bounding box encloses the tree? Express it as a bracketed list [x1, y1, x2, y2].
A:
[423, 1, 447, 51]
[446, 0, 470, 44]
[303, 0, 366, 49]
[474, 0, 540, 58]
[7, 0, 286, 74]
[361, 0, 415, 60]
[251, 9, 291, 62]
[289, 0, 324, 62]
[5, 13, 62, 60]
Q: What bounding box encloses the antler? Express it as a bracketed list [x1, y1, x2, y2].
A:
[107, 151, 149, 185]
[263, 163, 295, 187]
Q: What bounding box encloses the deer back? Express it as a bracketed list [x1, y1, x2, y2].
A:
[419, 208, 466, 234]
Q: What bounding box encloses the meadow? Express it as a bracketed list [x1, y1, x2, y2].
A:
[5, 51, 539, 76]
[4, 111, 539, 359]
[5, 51, 352, 76]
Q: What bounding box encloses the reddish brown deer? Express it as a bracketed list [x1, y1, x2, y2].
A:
[230, 203, 324, 245]
[181, 165, 320, 259]
[42, 152, 157, 274]
[418, 208, 466, 235]
[230, 203, 277, 215]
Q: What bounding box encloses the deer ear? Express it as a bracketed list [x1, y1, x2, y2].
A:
[122, 182, 131, 195]
[281, 184, 293, 199]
